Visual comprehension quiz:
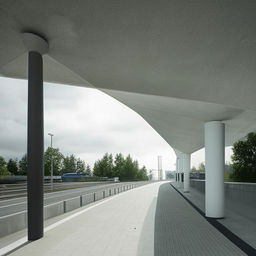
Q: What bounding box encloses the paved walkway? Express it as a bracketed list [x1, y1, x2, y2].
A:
[6, 182, 245, 256]
[172, 181, 256, 251]
[154, 183, 245, 256]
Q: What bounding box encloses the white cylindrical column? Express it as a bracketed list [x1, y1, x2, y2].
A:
[183, 153, 191, 193]
[180, 154, 184, 183]
[178, 157, 182, 182]
[176, 157, 179, 181]
[205, 121, 225, 218]
[158, 156, 162, 181]
[175, 157, 178, 182]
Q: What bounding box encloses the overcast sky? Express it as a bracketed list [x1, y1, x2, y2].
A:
[0, 77, 233, 172]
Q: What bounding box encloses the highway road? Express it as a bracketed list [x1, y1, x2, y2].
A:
[0, 181, 116, 200]
[0, 181, 151, 217]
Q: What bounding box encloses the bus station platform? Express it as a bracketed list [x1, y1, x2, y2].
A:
[4, 182, 246, 256]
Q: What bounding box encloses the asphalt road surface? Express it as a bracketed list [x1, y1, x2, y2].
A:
[0, 181, 151, 217]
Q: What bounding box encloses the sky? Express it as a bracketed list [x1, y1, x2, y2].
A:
[0, 77, 233, 173]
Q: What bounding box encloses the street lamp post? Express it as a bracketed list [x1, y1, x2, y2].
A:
[48, 133, 54, 190]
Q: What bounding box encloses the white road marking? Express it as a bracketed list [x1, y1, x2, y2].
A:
[0, 202, 25, 209]
[0, 183, 128, 208]
[0, 182, 158, 256]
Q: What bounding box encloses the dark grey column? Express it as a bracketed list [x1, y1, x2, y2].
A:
[27, 51, 44, 241]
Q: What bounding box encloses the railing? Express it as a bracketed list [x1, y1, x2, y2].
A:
[0, 183, 139, 238]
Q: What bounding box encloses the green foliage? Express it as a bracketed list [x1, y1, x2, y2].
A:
[198, 163, 205, 173]
[122, 155, 137, 180]
[191, 162, 205, 173]
[76, 158, 86, 174]
[0, 151, 91, 177]
[93, 153, 149, 181]
[224, 172, 232, 182]
[84, 164, 92, 175]
[0, 157, 10, 176]
[93, 153, 114, 177]
[191, 166, 197, 172]
[113, 153, 125, 177]
[62, 154, 77, 174]
[18, 154, 28, 175]
[148, 170, 153, 180]
[61, 154, 91, 175]
[44, 147, 64, 175]
[0, 151, 147, 181]
[231, 132, 256, 182]
[7, 158, 18, 175]
[136, 166, 148, 180]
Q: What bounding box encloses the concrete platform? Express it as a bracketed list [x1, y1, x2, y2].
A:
[173, 181, 256, 250]
[5, 182, 246, 256]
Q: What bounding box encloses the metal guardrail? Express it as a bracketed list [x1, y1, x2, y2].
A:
[0, 183, 139, 238]
[0, 176, 62, 184]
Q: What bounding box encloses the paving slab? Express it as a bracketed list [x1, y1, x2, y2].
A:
[173, 181, 256, 250]
[7, 182, 245, 256]
[154, 183, 245, 256]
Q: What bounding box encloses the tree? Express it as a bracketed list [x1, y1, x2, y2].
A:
[113, 153, 125, 177]
[93, 153, 149, 181]
[84, 164, 91, 176]
[231, 132, 256, 182]
[192, 162, 205, 173]
[76, 158, 86, 174]
[191, 166, 197, 172]
[0, 156, 10, 176]
[198, 163, 205, 173]
[122, 155, 137, 180]
[105, 153, 114, 177]
[136, 166, 148, 180]
[62, 154, 77, 174]
[19, 154, 28, 175]
[148, 170, 153, 180]
[7, 158, 18, 175]
[93, 160, 103, 177]
[93, 153, 114, 177]
[44, 147, 64, 175]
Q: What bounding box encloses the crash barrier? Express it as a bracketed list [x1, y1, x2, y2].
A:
[0, 183, 138, 238]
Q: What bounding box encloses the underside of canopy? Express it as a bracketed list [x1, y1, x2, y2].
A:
[1, 0, 256, 153]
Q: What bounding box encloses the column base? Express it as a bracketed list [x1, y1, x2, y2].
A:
[206, 216, 225, 220]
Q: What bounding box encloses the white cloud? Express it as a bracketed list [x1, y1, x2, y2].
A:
[0, 77, 233, 172]
[0, 77, 176, 171]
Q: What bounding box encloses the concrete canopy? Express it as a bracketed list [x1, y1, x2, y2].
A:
[1, 0, 256, 153]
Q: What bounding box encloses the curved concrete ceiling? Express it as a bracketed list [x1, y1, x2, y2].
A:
[102, 89, 256, 153]
[1, 0, 256, 153]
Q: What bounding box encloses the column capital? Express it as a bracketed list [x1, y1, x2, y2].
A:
[22, 32, 48, 55]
